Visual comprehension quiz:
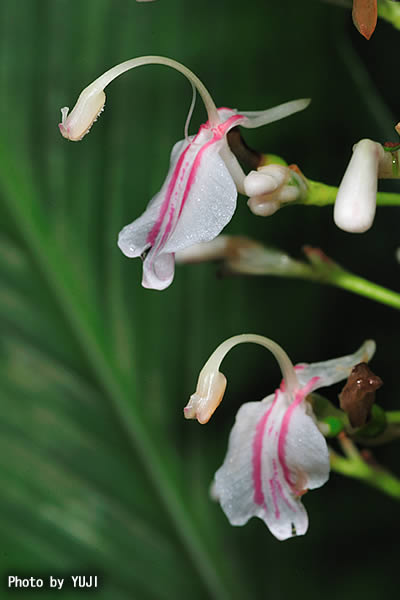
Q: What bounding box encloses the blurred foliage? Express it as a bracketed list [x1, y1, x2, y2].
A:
[0, 0, 399, 598]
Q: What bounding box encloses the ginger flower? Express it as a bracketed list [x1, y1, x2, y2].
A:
[59, 56, 309, 290]
[185, 334, 375, 540]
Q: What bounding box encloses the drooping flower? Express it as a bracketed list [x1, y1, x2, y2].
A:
[184, 334, 375, 540]
[59, 56, 309, 290]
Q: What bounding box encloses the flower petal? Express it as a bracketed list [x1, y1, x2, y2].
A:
[118, 114, 238, 289]
[281, 401, 330, 491]
[142, 252, 175, 290]
[295, 340, 376, 393]
[213, 397, 275, 528]
[239, 99, 311, 129]
[162, 139, 237, 253]
[214, 388, 326, 541]
[117, 138, 189, 259]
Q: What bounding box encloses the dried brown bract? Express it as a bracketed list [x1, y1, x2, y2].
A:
[339, 362, 383, 428]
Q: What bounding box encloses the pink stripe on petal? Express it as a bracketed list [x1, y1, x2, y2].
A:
[213, 114, 244, 137]
[146, 143, 192, 246]
[252, 393, 277, 507]
[177, 136, 217, 218]
[277, 377, 320, 490]
[145, 203, 176, 276]
[269, 478, 280, 519]
[272, 458, 297, 512]
[178, 115, 243, 219]
[145, 112, 243, 275]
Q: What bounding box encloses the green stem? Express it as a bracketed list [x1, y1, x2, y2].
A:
[303, 246, 400, 309]
[0, 143, 237, 600]
[304, 178, 400, 207]
[226, 241, 400, 312]
[330, 449, 400, 500]
[386, 411, 400, 425]
[327, 269, 400, 311]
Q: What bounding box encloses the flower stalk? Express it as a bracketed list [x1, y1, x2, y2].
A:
[178, 237, 400, 311]
[330, 436, 400, 501]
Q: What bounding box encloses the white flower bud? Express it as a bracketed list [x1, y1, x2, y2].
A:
[247, 196, 280, 216]
[334, 139, 384, 233]
[244, 165, 288, 197]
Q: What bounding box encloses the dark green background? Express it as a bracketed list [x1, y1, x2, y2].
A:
[0, 1, 399, 598]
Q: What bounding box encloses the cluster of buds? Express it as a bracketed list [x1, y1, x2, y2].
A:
[244, 163, 307, 217]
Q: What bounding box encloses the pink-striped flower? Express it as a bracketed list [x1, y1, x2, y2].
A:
[59, 56, 309, 290]
[184, 334, 375, 540]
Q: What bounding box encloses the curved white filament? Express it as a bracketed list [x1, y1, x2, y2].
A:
[92, 57, 218, 125]
[203, 334, 299, 396]
[60, 55, 220, 141]
[184, 82, 196, 142]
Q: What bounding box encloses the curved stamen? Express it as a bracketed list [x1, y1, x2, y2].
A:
[185, 334, 299, 424]
[184, 82, 196, 142]
[60, 55, 220, 141]
[204, 334, 298, 396]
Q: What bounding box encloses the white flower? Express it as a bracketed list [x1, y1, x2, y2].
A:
[185, 334, 375, 540]
[59, 56, 309, 289]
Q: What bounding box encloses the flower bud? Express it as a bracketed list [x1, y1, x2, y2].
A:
[247, 196, 280, 216]
[245, 164, 304, 217]
[244, 165, 288, 197]
[248, 183, 299, 216]
[334, 139, 384, 233]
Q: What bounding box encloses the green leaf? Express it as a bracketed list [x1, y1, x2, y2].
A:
[0, 2, 247, 598]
